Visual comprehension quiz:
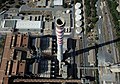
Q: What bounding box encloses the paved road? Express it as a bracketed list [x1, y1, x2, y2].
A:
[103, 1, 117, 63]
[96, 0, 119, 83]
[70, 0, 91, 79]
[96, 0, 108, 66]
[103, 1, 120, 83]
[96, 0, 111, 82]
[80, 0, 90, 77]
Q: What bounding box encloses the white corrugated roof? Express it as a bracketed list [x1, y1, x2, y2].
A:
[16, 20, 42, 29]
[110, 64, 120, 72]
[54, 0, 63, 5]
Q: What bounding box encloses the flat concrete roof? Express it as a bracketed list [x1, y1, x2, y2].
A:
[62, 14, 70, 27]
[3, 20, 17, 28]
[16, 20, 42, 30]
[88, 49, 96, 66]
[101, 73, 115, 82]
[54, 0, 63, 5]
[36, 0, 47, 6]
[44, 21, 53, 35]
[5, 8, 19, 14]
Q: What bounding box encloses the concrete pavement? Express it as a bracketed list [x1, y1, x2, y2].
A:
[96, 0, 120, 83]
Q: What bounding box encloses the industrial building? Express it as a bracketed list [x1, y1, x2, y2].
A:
[35, 0, 48, 7]
[0, 18, 81, 84]
[54, 0, 63, 6]
[2, 19, 43, 32]
[0, 0, 105, 84]
[0, 32, 58, 84]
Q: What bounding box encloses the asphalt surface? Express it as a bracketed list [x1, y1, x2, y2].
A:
[103, 1, 120, 83]
[103, 2, 117, 63]
[81, 0, 91, 77]
[96, 0, 120, 83]
[69, 0, 91, 79]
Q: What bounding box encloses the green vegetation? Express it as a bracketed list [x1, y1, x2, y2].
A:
[86, 25, 93, 33]
[1, 0, 7, 3]
[91, 17, 98, 23]
[85, 0, 91, 17]
[85, 0, 98, 33]
[15, 4, 20, 8]
[63, 2, 72, 8]
[75, 0, 82, 3]
[63, 3, 67, 8]
[0, 35, 6, 55]
[107, 0, 120, 31]
[106, 0, 120, 51]
[8, 0, 15, 4]
[19, 1, 25, 5]
[95, 44, 99, 84]
[85, 0, 99, 83]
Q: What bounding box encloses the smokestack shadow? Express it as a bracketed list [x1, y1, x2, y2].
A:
[67, 38, 120, 56]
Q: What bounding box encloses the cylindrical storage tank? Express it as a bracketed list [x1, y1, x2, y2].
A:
[75, 9, 82, 15]
[76, 27, 82, 34]
[75, 3, 81, 9]
[75, 21, 83, 27]
[55, 17, 65, 75]
[75, 15, 82, 21]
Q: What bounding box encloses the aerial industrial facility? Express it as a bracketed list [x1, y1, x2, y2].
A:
[0, 0, 84, 84]
[0, 0, 120, 84]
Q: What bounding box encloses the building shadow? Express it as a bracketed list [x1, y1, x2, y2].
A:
[67, 38, 120, 56]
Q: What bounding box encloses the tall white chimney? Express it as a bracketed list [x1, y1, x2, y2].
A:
[55, 17, 65, 74]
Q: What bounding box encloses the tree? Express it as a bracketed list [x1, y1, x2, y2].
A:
[91, 17, 98, 23]
[86, 26, 91, 33]
[9, 0, 15, 4]
[63, 3, 67, 8]
[15, 5, 20, 8]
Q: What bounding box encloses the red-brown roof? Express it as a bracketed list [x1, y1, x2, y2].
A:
[0, 33, 12, 84]
[3, 77, 9, 84]
[21, 34, 29, 47]
[18, 60, 26, 76]
[11, 60, 18, 76]
[16, 34, 22, 47]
